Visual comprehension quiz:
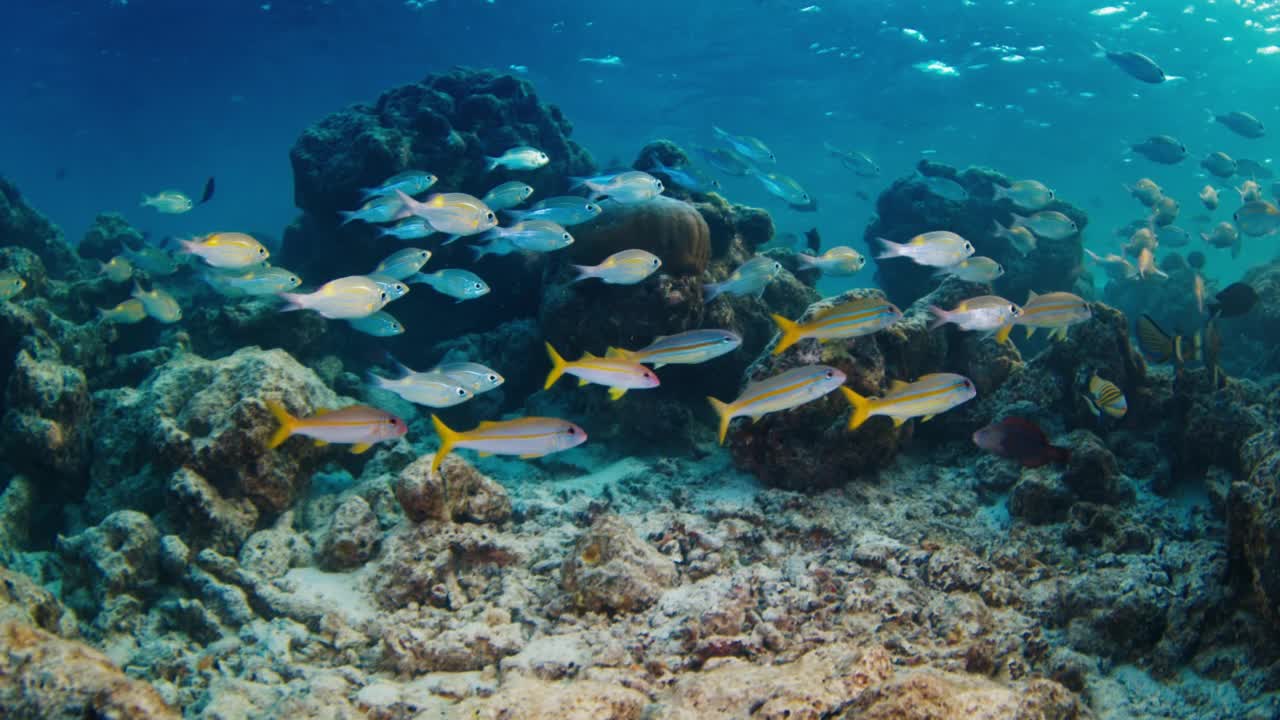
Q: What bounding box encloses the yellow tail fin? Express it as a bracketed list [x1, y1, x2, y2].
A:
[430, 414, 461, 475]
[266, 400, 296, 449]
[707, 396, 733, 445]
[994, 322, 1014, 345]
[840, 386, 872, 430]
[770, 313, 802, 355]
[544, 342, 569, 390]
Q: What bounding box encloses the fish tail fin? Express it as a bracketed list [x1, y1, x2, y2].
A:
[796, 253, 816, 268]
[991, 185, 1008, 202]
[176, 237, 197, 255]
[430, 415, 460, 476]
[995, 322, 1014, 345]
[544, 342, 569, 389]
[702, 281, 724, 301]
[991, 218, 1008, 238]
[266, 400, 297, 449]
[567, 176, 589, 189]
[874, 237, 902, 259]
[707, 396, 733, 445]
[277, 292, 306, 313]
[569, 265, 593, 284]
[1010, 212, 1029, 228]
[338, 210, 359, 225]
[485, 156, 499, 172]
[840, 386, 872, 431]
[393, 189, 424, 216]
[1091, 40, 1107, 58]
[770, 313, 802, 355]
[1232, 233, 1242, 259]
[927, 305, 949, 331]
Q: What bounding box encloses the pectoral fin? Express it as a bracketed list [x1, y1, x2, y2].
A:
[920, 414, 936, 423]
[578, 377, 590, 386]
[607, 387, 628, 401]
[314, 439, 330, 447]
[520, 452, 547, 459]
[891, 416, 906, 427]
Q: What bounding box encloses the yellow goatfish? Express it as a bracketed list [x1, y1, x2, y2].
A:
[545, 342, 659, 400]
[995, 291, 1091, 344]
[430, 415, 587, 474]
[770, 296, 902, 355]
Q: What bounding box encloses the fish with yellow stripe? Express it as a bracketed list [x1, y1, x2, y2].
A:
[1082, 374, 1127, 418]
[266, 401, 407, 454]
[995, 291, 1091, 344]
[606, 329, 741, 368]
[840, 373, 976, 430]
[770, 296, 903, 355]
[545, 342, 659, 400]
[707, 365, 846, 444]
[430, 415, 587, 474]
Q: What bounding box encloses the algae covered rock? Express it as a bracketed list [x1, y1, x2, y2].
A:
[0, 176, 85, 280]
[394, 452, 512, 525]
[1228, 430, 1280, 628]
[87, 347, 349, 550]
[78, 211, 146, 264]
[561, 514, 678, 614]
[57, 510, 160, 609]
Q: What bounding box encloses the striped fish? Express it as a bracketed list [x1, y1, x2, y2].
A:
[995, 291, 1091, 344]
[267, 401, 407, 454]
[707, 365, 847, 444]
[771, 296, 902, 355]
[544, 342, 659, 400]
[430, 415, 587, 474]
[1083, 374, 1127, 418]
[606, 329, 742, 368]
[841, 373, 976, 430]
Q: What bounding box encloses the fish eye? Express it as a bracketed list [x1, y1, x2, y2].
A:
[963, 379, 973, 389]
[380, 291, 388, 300]
[824, 370, 834, 379]
[772, 262, 782, 271]
[566, 427, 577, 435]
[486, 212, 496, 221]
[456, 388, 467, 397]
[1009, 304, 1019, 314]
[487, 374, 498, 382]
[651, 258, 660, 267]
[258, 248, 266, 254]
[386, 418, 397, 425]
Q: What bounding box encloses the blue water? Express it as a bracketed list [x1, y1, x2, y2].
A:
[5, 0, 1276, 287]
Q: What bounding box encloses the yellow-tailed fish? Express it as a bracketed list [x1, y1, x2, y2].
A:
[929, 295, 1021, 332]
[545, 342, 659, 400]
[179, 232, 269, 269]
[606, 329, 741, 368]
[771, 296, 902, 355]
[841, 373, 976, 430]
[995, 291, 1091, 344]
[99, 256, 133, 283]
[279, 275, 389, 319]
[796, 246, 865, 275]
[707, 365, 847, 444]
[131, 282, 182, 323]
[267, 401, 407, 454]
[571, 249, 662, 285]
[876, 231, 974, 267]
[98, 299, 147, 324]
[1083, 374, 1127, 419]
[430, 415, 587, 474]
[0, 271, 25, 301]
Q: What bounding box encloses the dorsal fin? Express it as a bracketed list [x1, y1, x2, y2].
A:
[888, 380, 910, 392]
[476, 420, 498, 429]
[1026, 289, 1039, 302]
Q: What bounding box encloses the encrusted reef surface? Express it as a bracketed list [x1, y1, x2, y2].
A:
[1, 69, 1280, 719]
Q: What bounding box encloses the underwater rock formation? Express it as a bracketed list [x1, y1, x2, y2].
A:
[86, 347, 357, 549]
[561, 514, 678, 614]
[79, 211, 146, 264]
[868, 161, 1086, 308]
[570, 195, 711, 275]
[1229, 430, 1280, 628]
[0, 176, 85, 280]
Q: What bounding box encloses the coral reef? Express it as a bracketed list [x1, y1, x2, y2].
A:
[868, 161, 1086, 308]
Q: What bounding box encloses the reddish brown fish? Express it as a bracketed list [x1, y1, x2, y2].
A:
[972, 417, 1070, 468]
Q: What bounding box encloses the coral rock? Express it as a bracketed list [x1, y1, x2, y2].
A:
[317, 495, 380, 570]
[394, 452, 512, 525]
[79, 212, 146, 264]
[1228, 430, 1280, 627]
[561, 514, 678, 614]
[0, 621, 177, 719]
[57, 510, 160, 607]
[570, 195, 711, 275]
[2, 349, 92, 495]
[0, 176, 85, 280]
